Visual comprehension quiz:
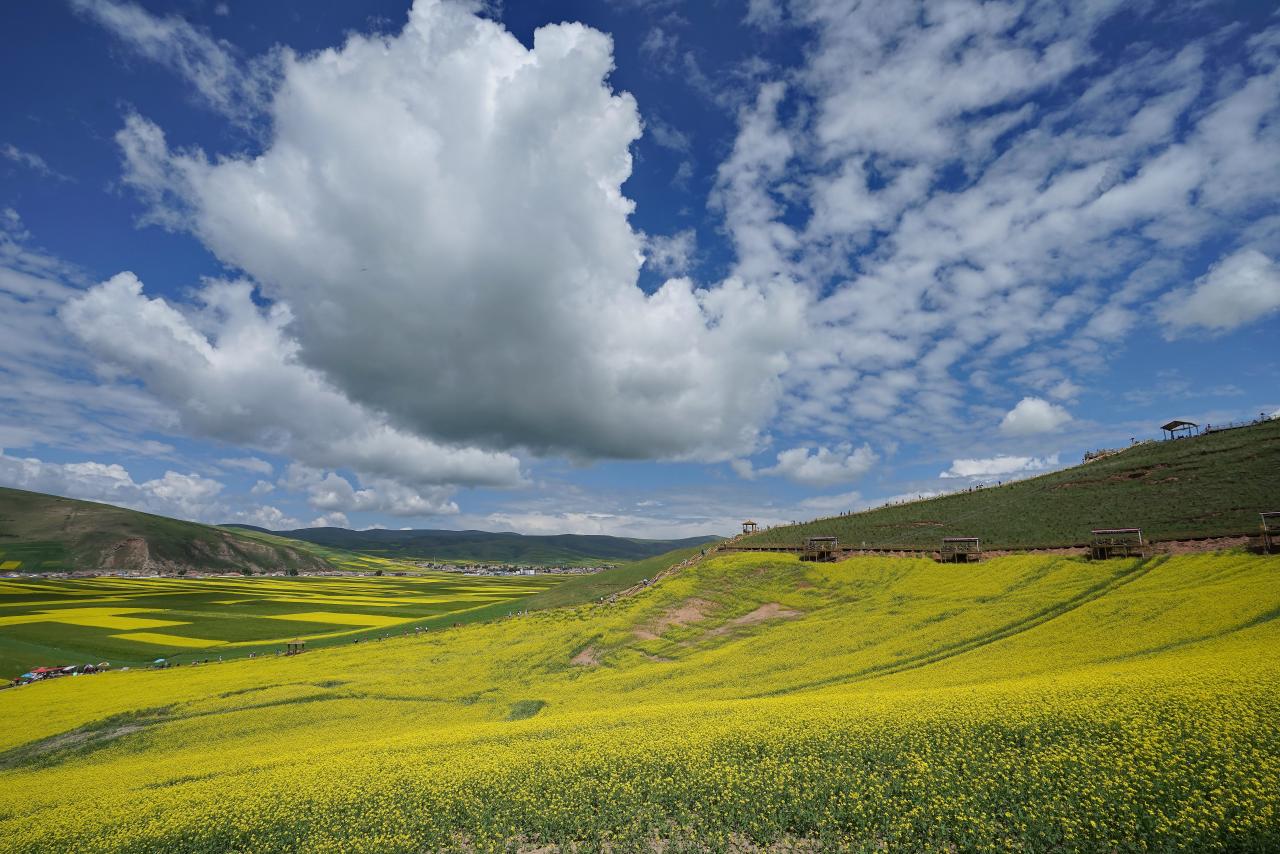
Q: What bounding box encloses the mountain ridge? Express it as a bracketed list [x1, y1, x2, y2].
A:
[221, 524, 722, 565]
[0, 487, 331, 575]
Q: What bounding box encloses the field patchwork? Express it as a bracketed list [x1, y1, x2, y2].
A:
[0, 572, 563, 674]
[0, 551, 1276, 852]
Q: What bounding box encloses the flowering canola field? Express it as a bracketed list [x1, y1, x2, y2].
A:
[0, 573, 559, 674]
[1, 552, 1277, 852]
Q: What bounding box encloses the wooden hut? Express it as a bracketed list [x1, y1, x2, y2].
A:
[801, 536, 838, 562]
[1090, 528, 1146, 560]
[940, 537, 981, 563]
[286, 639, 306, 656]
[1161, 420, 1198, 440]
[1261, 512, 1280, 554]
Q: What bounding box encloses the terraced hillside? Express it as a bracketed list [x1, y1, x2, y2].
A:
[1, 550, 1277, 851]
[742, 418, 1280, 550]
[0, 487, 332, 575]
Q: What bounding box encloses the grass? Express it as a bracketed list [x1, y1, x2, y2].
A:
[0, 573, 563, 676]
[229, 525, 722, 567]
[0, 549, 1276, 851]
[0, 487, 333, 575]
[742, 418, 1280, 550]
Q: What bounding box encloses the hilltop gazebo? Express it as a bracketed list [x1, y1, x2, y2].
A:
[741, 520, 759, 535]
[940, 537, 982, 563]
[1161, 420, 1198, 440]
[1090, 528, 1146, 560]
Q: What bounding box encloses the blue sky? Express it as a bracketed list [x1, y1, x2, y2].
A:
[1, 0, 1277, 538]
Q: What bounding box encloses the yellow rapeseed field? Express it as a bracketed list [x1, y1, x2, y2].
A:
[0, 552, 1277, 852]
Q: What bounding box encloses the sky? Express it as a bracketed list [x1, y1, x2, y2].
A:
[1, 0, 1278, 538]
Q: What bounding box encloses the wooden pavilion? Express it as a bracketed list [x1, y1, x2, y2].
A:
[1261, 512, 1280, 554]
[940, 537, 982, 563]
[801, 536, 838, 562]
[1090, 528, 1146, 560]
[286, 639, 306, 656]
[1161, 420, 1198, 440]
[741, 520, 759, 535]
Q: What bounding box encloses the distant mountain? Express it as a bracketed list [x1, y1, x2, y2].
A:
[0, 487, 332, 575]
[223, 525, 723, 565]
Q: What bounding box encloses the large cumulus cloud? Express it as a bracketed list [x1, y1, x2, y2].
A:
[62, 272, 522, 500]
[115, 0, 805, 462]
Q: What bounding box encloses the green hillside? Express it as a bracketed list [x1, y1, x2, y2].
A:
[0, 487, 332, 575]
[228, 524, 721, 566]
[743, 419, 1280, 550]
[2, 550, 1277, 851]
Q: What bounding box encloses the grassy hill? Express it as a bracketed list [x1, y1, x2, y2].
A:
[227, 524, 722, 566]
[1, 549, 1277, 851]
[743, 418, 1280, 550]
[0, 487, 333, 575]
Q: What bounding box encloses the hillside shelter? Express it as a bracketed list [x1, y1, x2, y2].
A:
[940, 537, 982, 563]
[741, 520, 758, 535]
[1091, 528, 1146, 560]
[1262, 512, 1280, 554]
[1161, 420, 1198, 440]
[286, 639, 305, 655]
[802, 536, 838, 562]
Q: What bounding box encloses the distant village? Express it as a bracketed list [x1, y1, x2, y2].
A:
[413, 561, 615, 576]
[2, 563, 614, 581]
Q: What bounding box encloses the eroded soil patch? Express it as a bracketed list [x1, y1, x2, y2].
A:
[633, 598, 714, 641]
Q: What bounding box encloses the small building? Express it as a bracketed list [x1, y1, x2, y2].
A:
[802, 536, 838, 562]
[1091, 528, 1145, 560]
[940, 537, 981, 563]
[1161, 420, 1198, 440]
[286, 639, 305, 656]
[741, 520, 759, 535]
[1261, 512, 1280, 554]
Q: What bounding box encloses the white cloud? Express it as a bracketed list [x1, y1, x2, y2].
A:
[71, 0, 276, 122]
[281, 464, 457, 518]
[2, 144, 70, 181]
[715, 2, 1280, 449]
[113, 0, 806, 462]
[737, 442, 877, 487]
[1156, 249, 1280, 335]
[219, 456, 273, 475]
[1048, 379, 1081, 401]
[644, 229, 696, 275]
[229, 504, 300, 530]
[0, 450, 227, 521]
[999, 397, 1071, 436]
[797, 489, 862, 513]
[939, 453, 1060, 480]
[307, 512, 349, 529]
[61, 273, 524, 492]
[249, 480, 274, 496]
[744, 0, 784, 29]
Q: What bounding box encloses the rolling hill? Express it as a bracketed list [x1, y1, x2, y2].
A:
[225, 524, 722, 565]
[2, 549, 1277, 851]
[741, 418, 1280, 550]
[0, 487, 332, 575]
